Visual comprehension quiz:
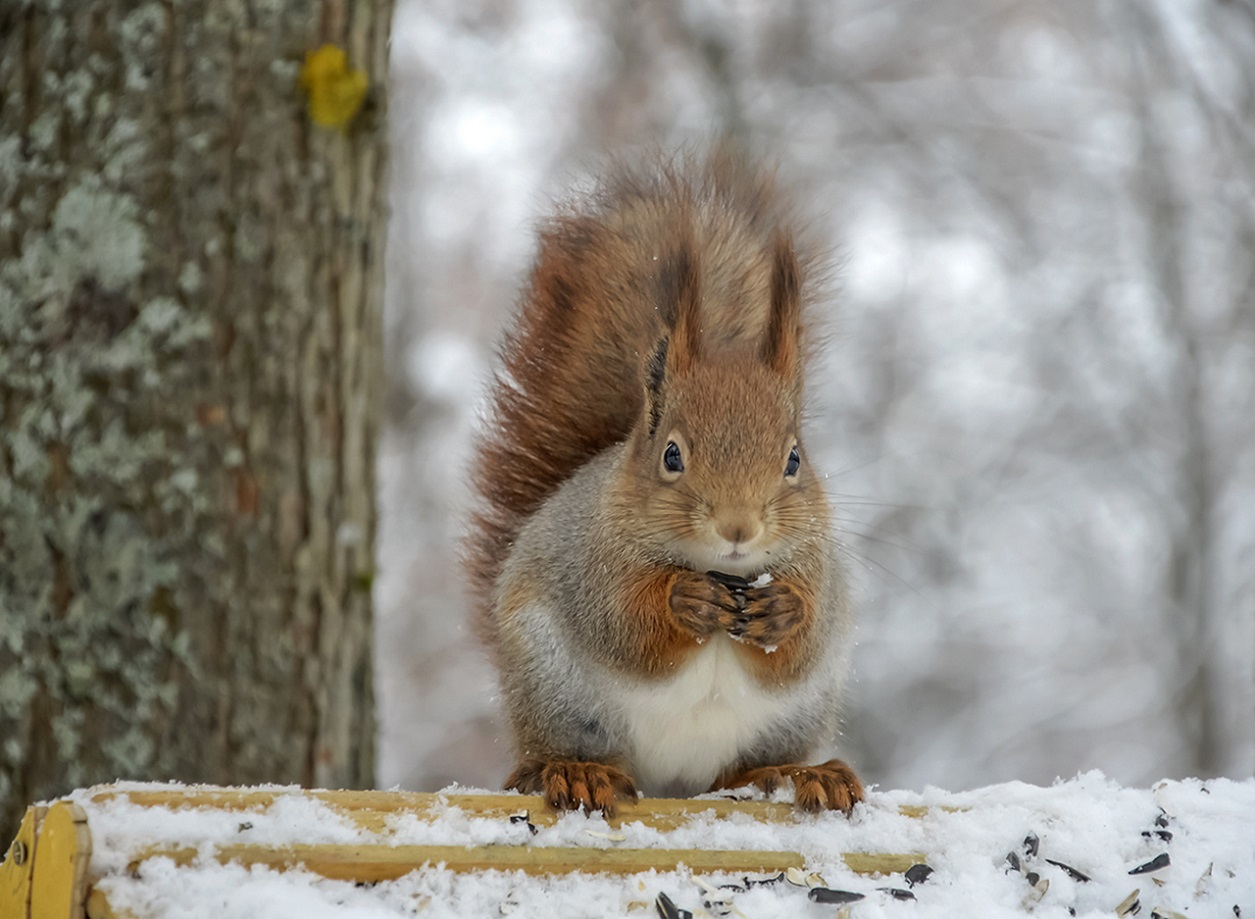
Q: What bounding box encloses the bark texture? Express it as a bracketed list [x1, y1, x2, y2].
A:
[0, 0, 391, 838]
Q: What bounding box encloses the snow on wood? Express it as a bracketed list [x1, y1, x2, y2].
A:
[2, 772, 1252, 918]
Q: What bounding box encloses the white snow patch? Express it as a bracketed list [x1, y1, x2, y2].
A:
[62, 774, 1255, 918]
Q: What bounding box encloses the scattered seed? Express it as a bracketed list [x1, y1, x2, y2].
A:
[808, 888, 866, 905]
[693, 876, 733, 914]
[1024, 833, 1040, 858]
[785, 867, 808, 887]
[1046, 859, 1092, 883]
[1142, 830, 1173, 843]
[237, 821, 253, 832]
[878, 887, 916, 901]
[1026, 872, 1040, 887]
[584, 830, 627, 842]
[1150, 909, 1188, 919]
[508, 813, 538, 836]
[805, 872, 827, 889]
[1023, 877, 1049, 904]
[1129, 854, 1171, 875]
[744, 873, 785, 888]
[836, 909, 853, 919]
[707, 571, 752, 591]
[1116, 889, 1142, 917]
[499, 897, 519, 915]
[905, 864, 934, 887]
[1195, 863, 1213, 897]
[1007, 852, 1024, 873]
[655, 892, 692, 919]
[1155, 812, 1170, 829]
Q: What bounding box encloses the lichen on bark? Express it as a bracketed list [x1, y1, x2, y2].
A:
[0, 1, 390, 838]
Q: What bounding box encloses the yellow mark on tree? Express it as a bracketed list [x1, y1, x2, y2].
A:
[300, 44, 368, 131]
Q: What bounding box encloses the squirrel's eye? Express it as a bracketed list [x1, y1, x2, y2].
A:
[663, 441, 685, 474]
[785, 445, 801, 477]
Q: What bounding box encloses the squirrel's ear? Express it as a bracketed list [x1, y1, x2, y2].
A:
[762, 231, 802, 378]
[665, 238, 702, 376]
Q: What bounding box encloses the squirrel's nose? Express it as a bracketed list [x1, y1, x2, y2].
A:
[715, 511, 762, 546]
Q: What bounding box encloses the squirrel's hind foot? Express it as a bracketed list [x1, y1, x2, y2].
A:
[506, 758, 638, 817]
[713, 758, 864, 814]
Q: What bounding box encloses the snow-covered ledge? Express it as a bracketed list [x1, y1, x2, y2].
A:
[3, 773, 1250, 918]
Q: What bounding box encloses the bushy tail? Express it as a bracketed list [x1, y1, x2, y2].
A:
[464, 149, 803, 649]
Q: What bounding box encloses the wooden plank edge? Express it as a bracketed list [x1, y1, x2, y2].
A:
[125, 843, 826, 879]
[0, 805, 44, 919]
[85, 889, 138, 919]
[89, 786, 963, 827]
[31, 800, 92, 919]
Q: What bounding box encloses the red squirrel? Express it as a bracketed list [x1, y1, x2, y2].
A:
[465, 149, 863, 815]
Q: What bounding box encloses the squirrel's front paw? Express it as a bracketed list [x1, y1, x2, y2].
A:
[731, 581, 806, 649]
[505, 758, 637, 817]
[669, 569, 741, 639]
[714, 759, 864, 814]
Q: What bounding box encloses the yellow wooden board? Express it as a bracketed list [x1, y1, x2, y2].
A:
[90, 788, 956, 833]
[128, 841, 811, 879]
[0, 806, 43, 919]
[31, 801, 90, 919]
[4, 785, 935, 919]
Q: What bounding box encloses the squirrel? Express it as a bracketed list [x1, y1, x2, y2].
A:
[465, 149, 863, 815]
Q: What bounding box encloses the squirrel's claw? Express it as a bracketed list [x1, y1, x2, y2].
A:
[506, 758, 637, 817]
[712, 759, 864, 814]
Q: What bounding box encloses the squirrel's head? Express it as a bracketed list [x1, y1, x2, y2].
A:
[622, 231, 828, 577]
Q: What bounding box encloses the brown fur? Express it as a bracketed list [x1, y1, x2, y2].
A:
[714, 759, 865, 813]
[506, 759, 638, 817]
[466, 149, 815, 650]
[466, 149, 859, 812]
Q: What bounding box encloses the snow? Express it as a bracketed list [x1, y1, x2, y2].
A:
[74, 773, 1255, 918]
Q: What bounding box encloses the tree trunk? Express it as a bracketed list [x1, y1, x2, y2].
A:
[0, 1, 391, 839]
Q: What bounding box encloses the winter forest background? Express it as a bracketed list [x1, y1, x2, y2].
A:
[376, 0, 1255, 798]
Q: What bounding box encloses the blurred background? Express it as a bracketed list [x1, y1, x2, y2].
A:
[375, 0, 1255, 796]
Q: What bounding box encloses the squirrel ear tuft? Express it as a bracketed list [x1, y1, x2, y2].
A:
[665, 237, 702, 376]
[644, 337, 669, 437]
[763, 231, 802, 378]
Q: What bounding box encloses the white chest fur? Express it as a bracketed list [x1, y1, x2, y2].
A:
[616, 637, 796, 795]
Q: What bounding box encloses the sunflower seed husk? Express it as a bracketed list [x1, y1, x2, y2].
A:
[1116, 889, 1142, 917]
[905, 864, 934, 887]
[878, 887, 916, 901]
[1024, 833, 1040, 858]
[655, 892, 692, 919]
[1195, 863, 1213, 897]
[1046, 859, 1092, 883]
[1129, 853, 1171, 875]
[808, 888, 866, 905]
[584, 830, 627, 842]
[508, 813, 538, 836]
[1150, 909, 1188, 919]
